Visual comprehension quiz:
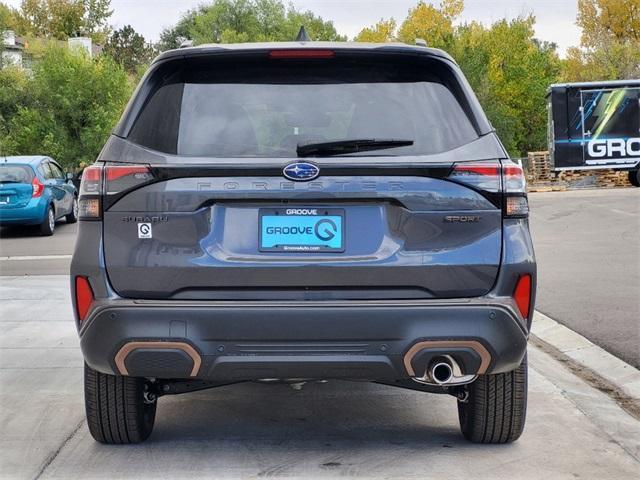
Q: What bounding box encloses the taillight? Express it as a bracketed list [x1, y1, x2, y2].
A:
[269, 49, 335, 59]
[104, 165, 153, 194]
[449, 161, 502, 192]
[31, 177, 44, 198]
[513, 274, 532, 319]
[78, 164, 153, 220]
[448, 160, 528, 218]
[502, 161, 529, 218]
[75, 276, 94, 323]
[78, 165, 102, 220]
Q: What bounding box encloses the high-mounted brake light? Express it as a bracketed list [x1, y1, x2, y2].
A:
[269, 49, 335, 59]
[513, 274, 532, 319]
[31, 177, 44, 198]
[75, 276, 94, 323]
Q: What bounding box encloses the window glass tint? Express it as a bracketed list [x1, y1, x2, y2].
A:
[0, 165, 34, 184]
[40, 162, 55, 180]
[50, 162, 65, 179]
[129, 57, 478, 158]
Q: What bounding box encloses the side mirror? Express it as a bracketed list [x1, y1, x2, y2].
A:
[66, 172, 74, 180]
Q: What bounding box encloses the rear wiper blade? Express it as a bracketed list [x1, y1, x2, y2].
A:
[297, 138, 414, 157]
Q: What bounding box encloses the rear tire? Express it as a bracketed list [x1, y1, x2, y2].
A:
[65, 197, 78, 223]
[39, 205, 55, 236]
[84, 363, 157, 444]
[629, 169, 640, 187]
[457, 355, 527, 444]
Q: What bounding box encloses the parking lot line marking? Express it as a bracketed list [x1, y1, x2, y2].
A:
[0, 254, 73, 261]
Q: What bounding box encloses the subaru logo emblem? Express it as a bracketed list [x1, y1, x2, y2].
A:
[283, 162, 319, 181]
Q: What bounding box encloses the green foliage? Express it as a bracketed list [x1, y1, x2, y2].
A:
[562, 0, 640, 81]
[354, 18, 396, 43]
[0, 46, 132, 167]
[13, 0, 112, 43]
[358, 3, 561, 156]
[397, 0, 463, 49]
[449, 17, 561, 156]
[158, 0, 345, 50]
[0, 2, 19, 31]
[104, 24, 156, 74]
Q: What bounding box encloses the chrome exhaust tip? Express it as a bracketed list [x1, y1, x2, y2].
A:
[429, 360, 454, 385]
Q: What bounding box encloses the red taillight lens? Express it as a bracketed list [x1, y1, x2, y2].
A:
[269, 49, 335, 59]
[513, 274, 532, 319]
[503, 162, 526, 193]
[449, 161, 502, 192]
[104, 165, 153, 195]
[75, 276, 94, 322]
[31, 177, 44, 198]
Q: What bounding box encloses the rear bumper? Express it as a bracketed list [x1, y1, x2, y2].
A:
[79, 298, 529, 382]
[0, 197, 47, 225]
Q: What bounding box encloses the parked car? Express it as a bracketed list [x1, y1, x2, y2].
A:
[0, 156, 78, 235]
[71, 41, 536, 445]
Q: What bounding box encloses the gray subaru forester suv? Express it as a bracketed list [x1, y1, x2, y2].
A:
[71, 41, 535, 444]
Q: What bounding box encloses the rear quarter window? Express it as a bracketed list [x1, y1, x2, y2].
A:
[128, 54, 479, 158]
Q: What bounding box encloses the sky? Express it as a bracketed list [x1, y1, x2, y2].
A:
[4, 0, 582, 56]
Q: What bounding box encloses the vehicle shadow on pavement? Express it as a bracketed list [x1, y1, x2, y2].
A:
[0, 222, 73, 238]
[152, 381, 463, 444]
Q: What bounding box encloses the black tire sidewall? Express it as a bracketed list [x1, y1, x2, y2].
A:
[39, 206, 55, 236]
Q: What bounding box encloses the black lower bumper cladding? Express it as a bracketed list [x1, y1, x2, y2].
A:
[80, 300, 528, 382]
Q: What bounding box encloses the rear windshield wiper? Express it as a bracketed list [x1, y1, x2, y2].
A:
[297, 139, 414, 157]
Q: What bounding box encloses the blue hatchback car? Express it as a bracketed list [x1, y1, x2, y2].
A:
[0, 156, 78, 235]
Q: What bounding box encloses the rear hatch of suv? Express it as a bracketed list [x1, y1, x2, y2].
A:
[89, 46, 513, 300]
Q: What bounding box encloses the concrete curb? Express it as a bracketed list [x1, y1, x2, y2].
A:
[531, 311, 640, 400]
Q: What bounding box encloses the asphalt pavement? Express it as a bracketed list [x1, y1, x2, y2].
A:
[1, 276, 639, 479]
[529, 188, 640, 367]
[0, 221, 76, 276]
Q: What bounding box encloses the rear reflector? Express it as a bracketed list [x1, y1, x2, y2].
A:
[269, 49, 335, 59]
[513, 274, 532, 319]
[75, 276, 94, 322]
[31, 177, 44, 198]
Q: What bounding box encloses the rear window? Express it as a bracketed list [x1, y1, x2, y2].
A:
[0, 165, 34, 184]
[129, 54, 478, 157]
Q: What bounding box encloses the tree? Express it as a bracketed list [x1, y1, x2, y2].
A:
[563, 0, 640, 80]
[104, 25, 156, 74]
[451, 16, 561, 155]
[354, 18, 396, 43]
[1, 45, 132, 167]
[0, 2, 19, 31]
[158, 0, 344, 50]
[397, 0, 463, 49]
[13, 0, 112, 43]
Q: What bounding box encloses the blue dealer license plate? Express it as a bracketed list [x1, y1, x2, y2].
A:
[259, 208, 344, 252]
